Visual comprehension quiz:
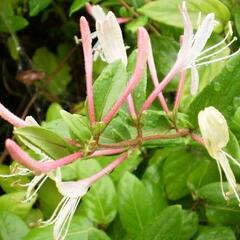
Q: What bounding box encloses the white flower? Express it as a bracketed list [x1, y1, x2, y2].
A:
[198, 106, 240, 202]
[41, 170, 90, 240]
[177, 1, 240, 95]
[93, 6, 127, 66]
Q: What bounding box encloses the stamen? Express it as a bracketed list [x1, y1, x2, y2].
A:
[196, 37, 237, 63]
[194, 47, 240, 67]
[198, 31, 231, 56]
[22, 174, 48, 203]
[222, 150, 240, 167]
[215, 156, 228, 200]
[40, 196, 68, 226]
[55, 197, 81, 240]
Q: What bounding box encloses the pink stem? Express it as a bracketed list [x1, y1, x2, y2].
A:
[147, 40, 170, 114]
[103, 27, 149, 124]
[63, 138, 80, 146]
[6, 138, 125, 174]
[117, 18, 131, 23]
[127, 95, 137, 119]
[0, 103, 29, 128]
[5, 139, 84, 175]
[84, 153, 128, 184]
[90, 148, 125, 157]
[139, 65, 179, 116]
[80, 17, 95, 125]
[191, 133, 204, 145]
[173, 70, 186, 111]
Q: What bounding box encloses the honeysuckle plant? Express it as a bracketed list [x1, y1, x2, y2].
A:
[1, 1, 240, 240]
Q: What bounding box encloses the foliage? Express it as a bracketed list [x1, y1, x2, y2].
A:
[0, 0, 240, 240]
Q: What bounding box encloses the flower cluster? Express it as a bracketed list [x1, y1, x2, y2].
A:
[0, 2, 240, 240]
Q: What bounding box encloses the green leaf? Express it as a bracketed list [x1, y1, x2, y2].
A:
[77, 159, 117, 224]
[32, 47, 71, 96]
[126, 50, 147, 112]
[0, 15, 28, 32]
[60, 110, 92, 143]
[163, 147, 201, 200]
[179, 210, 198, 240]
[187, 157, 219, 192]
[188, 54, 240, 126]
[93, 60, 128, 121]
[0, 210, 29, 240]
[138, 0, 230, 31]
[45, 103, 63, 122]
[118, 172, 154, 238]
[100, 117, 133, 143]
[0, 191, 36, 218]
[195, 226, 236, 240]
[69, 0, 89, 16]
[38, 179, 62, 218]
[142, 164, 168, 214]
[7, 36, 19, 59]
[126, 16, 148, 33]
[14, 126, 72, 159]
[198, 182, 240, 224]
[97, 150, 143, 182]
[25, 216, 111, 240]
[0, 164, 30, 193]
[41, 119, 72, 139]
[136, 205, 182, 240]
[150, 35, 179, 79]
[29, 0, 52, 16]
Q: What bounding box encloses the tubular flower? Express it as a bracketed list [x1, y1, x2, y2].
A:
[40, 171, 90, 240]
[198, 106, 240, 202]
[176, 1, 240, 95]
[96, 11, 128, 66]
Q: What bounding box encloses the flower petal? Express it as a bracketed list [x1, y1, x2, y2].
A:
[96, 11, 128, 66]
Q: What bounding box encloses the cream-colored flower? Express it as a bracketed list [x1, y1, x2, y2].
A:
[96, 11, 128, 66]
[198, 106, 240, 202]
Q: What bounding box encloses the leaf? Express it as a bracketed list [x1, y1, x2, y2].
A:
[118, 172, 154, 238]
[163, 147, 202, 200]
[0, 210, 29, 240]
[0, 15, 28, 32]
[126, 50, 147, 112]
[195, 226, 236, 240]
[69, 0, 89, 16]
[38, 179, 62, 218]
[93, 60, 128, 121]
[60, 110, 92, 143]
[138, 0, 230, 31]
[188, 54, 240, 126]
[0, 191, 36, 218]
[136, 205, 182, 240]
[187, 157, 219, 192]
[97, 150, 143, 182]
[142, 164, 168, 214]
[77, 159, 117, 224]
[32, 47, 71, 96]
[0, 164, 30, 193]
[14, 126, 72, 159]
[198, 182, 240, 224]
[100, 117, 134, 143]
[29, 0, 52, 16]
[179, 210, 198, 240]
[7, 36, 19, 59]
[150, 35, 179, 81]
[25, 216, 111, 240]
[45, 103, 63, 122]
